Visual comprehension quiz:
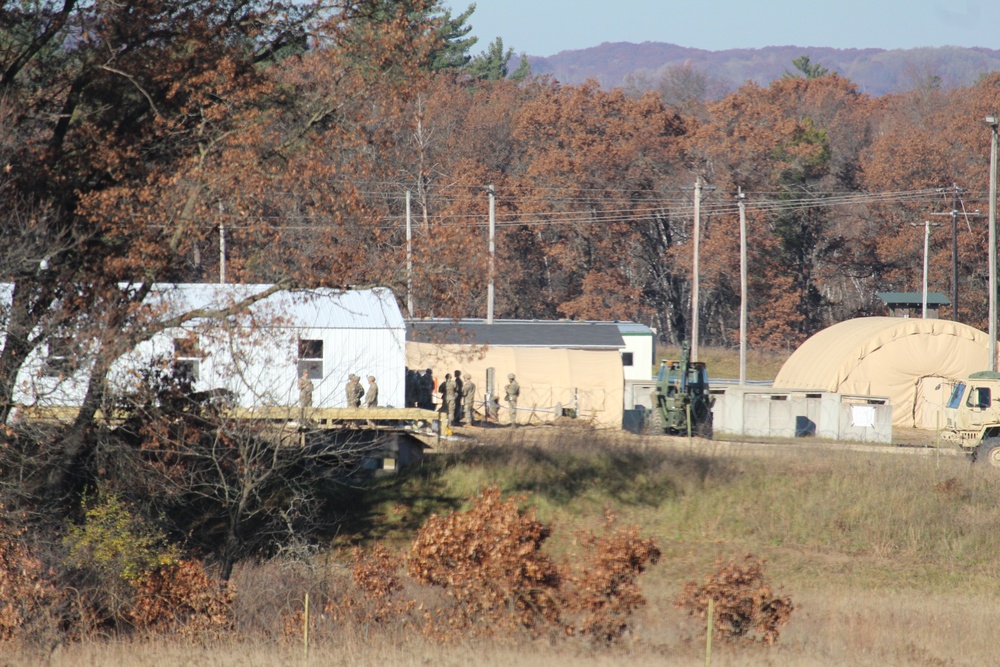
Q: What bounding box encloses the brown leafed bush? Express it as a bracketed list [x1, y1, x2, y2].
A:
[327, 542, 414, 626]
[406, 488, 660, 644]
[675, 553, 793, 645]
[128, 560, 235, 637]
[563, 511, 661, 643]
[0, 509, 62, 645]
[407, 487, 563, 638]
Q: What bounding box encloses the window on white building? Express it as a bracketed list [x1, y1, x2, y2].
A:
[298, 339, 323, 379]
[173, 336, 201, 382]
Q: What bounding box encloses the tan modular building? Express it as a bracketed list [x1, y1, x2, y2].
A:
[407, 320, 625, 428]
[773, 317, 992, 429]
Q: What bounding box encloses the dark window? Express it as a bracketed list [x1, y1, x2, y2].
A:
[967, 386, 991, 409]
[173, 336, 201, 381]
[43, 336, 75, 377]
[298, 339, 323, 379]
[621, 352, 634, 366]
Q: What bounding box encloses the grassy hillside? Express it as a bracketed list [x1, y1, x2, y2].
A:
[17, 428, 997, 666]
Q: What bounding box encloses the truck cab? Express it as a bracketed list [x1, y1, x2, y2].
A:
[941, 371, 1000, 465]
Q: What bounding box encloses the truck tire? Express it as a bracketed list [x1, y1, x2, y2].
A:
[973, 437, 1000, 467]
[646, 405, 665, 435]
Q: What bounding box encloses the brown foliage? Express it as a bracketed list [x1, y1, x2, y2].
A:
[561, 511, 662, 643]
[128, 560, 235, 638]
[675, 553, 793, 645]
[407, 486, 563, 638]
[406, 488, 660, 644]
[327, 543, 415, 627]
[0, 510, 61, 644]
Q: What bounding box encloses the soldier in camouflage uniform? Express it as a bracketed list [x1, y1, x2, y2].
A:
[298, 370, 314, 408]
[440, 373, 456, 426]
[453, 369, 464, 424]
[345, 373, 364, 408]
[461, 372, 477, 426]
[504, 373, 520, 426]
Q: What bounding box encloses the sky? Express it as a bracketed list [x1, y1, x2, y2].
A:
[442, 0, 1000, 57]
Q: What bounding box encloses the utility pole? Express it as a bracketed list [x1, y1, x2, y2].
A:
[987, 114, 999, 370]
[737, 187, 747, 386]
[692, 177, 700, 361]
[218, 201, 226, 284]
[910, 221, 941, 318]
[487, 184, 495, 324]
[688, 176, 715, 361]
[929, 184, 982, 321]
[406, 190, 413, 318]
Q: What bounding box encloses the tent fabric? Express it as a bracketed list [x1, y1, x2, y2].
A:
[772, 317, 991, 428]
[406, 342, 624, 427]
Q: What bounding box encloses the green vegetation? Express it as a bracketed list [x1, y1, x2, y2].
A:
[65, 493, 179, 583]
[655, 345, 790, 381]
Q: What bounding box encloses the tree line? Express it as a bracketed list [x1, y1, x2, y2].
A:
[1, 0, 1000, 559]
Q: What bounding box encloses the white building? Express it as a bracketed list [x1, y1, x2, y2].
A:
[7, 284, 406, 410]
[615, 322, 656, 381]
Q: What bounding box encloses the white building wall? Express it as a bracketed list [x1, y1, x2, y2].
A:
[8, 286, 406, 411]
[620, 332, 655, 381]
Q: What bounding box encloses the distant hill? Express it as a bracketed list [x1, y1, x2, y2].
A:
[519, 43, 1000, 97]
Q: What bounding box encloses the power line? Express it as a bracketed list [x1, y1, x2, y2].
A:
[152, 187, 960, 232]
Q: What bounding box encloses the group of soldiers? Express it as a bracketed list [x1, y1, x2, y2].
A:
[299, 367, 521, 426]
[297, 370, 379, 409]
[404, 368, 437, 411]
[346, 373, 378, 408]
[404, 367, 521, 427]
[436, 370, 477, 426]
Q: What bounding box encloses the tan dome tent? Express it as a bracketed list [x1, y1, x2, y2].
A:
[773, 317, 991, 429]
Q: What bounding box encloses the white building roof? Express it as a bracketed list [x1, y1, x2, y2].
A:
[147, 284, 404, 330]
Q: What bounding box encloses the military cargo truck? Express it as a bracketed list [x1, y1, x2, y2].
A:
[941, 370, 1000, 466]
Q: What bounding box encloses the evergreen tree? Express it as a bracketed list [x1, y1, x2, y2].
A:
[783, 55, 831, 79]
[467, 36, 513, 81]
[430, 3, 478, 71]
[510, 52, 531, 81]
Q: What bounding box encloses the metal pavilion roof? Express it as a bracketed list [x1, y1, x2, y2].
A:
[407, 319, 625, 349]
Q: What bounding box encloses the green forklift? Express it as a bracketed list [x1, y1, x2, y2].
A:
[646, 341, 714, 438]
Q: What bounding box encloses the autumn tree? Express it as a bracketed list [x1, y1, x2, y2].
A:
[0, 0, 445, 500]
[859, 72, 1000, 327]
[686, 74, 878, 347]
[509, 83, 687, 326]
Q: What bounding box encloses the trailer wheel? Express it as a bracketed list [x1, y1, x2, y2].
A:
[973, 438, 1000, 467]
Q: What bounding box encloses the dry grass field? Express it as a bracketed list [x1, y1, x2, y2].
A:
[10, 424, 998, 667]
[6, 348, 993, 666]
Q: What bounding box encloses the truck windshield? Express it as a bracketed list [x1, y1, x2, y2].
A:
[946, 383, 965, 409]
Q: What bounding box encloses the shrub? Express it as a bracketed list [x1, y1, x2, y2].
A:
[63, 492, 232, 637]
[64, 492, 179, 583]
[675, 553, 793, 645]
[563, 511, 661, 643]
[406, 487, 660, 644]
[128, 559, 235, 637]
[408, 486, 563, 638]
[328, 542, 414, 626]
[0, 508, 61, 644]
